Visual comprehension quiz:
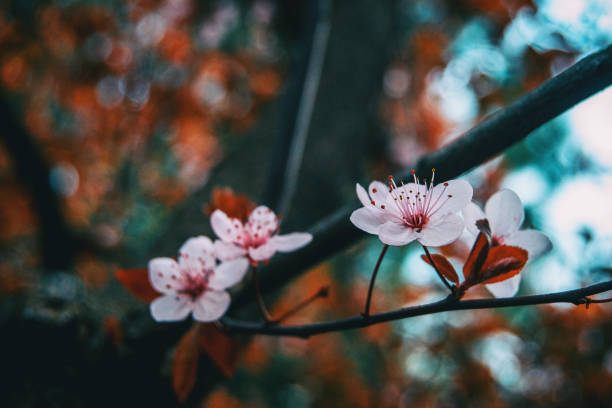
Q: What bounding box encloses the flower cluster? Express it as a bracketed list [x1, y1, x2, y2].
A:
[351, 172, 552, 297]
[148, 205, 312, 322]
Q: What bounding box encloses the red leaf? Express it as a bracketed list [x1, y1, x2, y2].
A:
[478, 245, 528, 284]
[172, 327, 201, 403]
[421, 254, 459, 284]
[103, 316, 124, 348]
[463, 232, 490, 282]
[198, 323, 240, 378]
[115, 268, 159, 302]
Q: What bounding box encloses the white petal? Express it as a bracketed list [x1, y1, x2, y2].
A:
[271, 233, 312, 252]
[418, 213, 465, 247]
[428, 179, 473, 217]
[378, 221, 418, 246]
[150, 294, 192, 322]
[485, 189, 524, 237]
[356, 183, 371, 208]
[192, 290, 231, 322]
[368, 181, 390, 206]
[504, 229, 552, 259]
[248, 241, 277, 262]
[486, 274, 521, 298]
[462, 201, 486, 236]
[248, 205, 278, 227]
[213, 240, 247, 261]
[350, 207, 386, 234]
[211, 209, 239, 242]
[148, 257, 181, 294]
[178, 236, 215, 271]
[209, 258, 249, 290]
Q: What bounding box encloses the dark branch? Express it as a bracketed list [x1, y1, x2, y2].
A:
[230, 44, 612, 311]
[222, 280, 612, 338]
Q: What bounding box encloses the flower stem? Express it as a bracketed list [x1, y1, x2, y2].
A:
[252, 266, 273, 323]
[271, 285, 330, 324]
[363, 244, 389, 317]
[422, 245, 454, 293]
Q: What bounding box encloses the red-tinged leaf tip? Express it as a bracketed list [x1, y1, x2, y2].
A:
[172, 326, 201, 403]
[478, 245, 528, 284]
[115, 268, 159, 303]
[421, 253, 459, 284]
[463, 232, 491, 282]
[103, 316, 124, 348]
[198, 323, 240, 378]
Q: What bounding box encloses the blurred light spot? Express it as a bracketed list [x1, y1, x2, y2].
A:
[543, 175, 612, 267]
[252, 1, 274, 24]
[401, 247, 437, 286]
[119, 74, 150, 107]
[193, 75, 226, 106]
[520, 364, 563, 395]
[570, 87, 612, 167]
[404, 346, 439, 380]
[136, 13, 167, 47]
[84, 32, 112, 61]
[50, 163, 79, 197]
[93, 224, 121, 248]
[472, 332, 522, 391]
[96, 76, 124, 108]
[384, 68, 411, 99]
[501, 166, 548, 205]
[525, 257, 580, 295]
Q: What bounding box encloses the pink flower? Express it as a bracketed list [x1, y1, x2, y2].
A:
[463, 189, 552, 297]
[148, 236, 248, 322]
[211, 205, 312, 262]
[350, 171, 473, 247]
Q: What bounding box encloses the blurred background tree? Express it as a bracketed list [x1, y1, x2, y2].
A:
[1, 0, 612, 407]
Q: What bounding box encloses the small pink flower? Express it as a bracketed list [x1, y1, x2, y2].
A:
[211, 205, 312, 262]
[463, 189, 552, 297]
[350, 171, 473, 247]
[148, 236, 248, 322]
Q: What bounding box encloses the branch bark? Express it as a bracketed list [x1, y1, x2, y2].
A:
[222, 280, 612, 338]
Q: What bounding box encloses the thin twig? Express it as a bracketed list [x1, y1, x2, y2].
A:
[251, 266, 273, 323]
[363, 244, 390, 317]
[221, 280, 612, 338]
[422, 245, 454, 293]
[271, 285, 330, 324]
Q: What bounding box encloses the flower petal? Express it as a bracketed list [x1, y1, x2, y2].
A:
[504, 229, 552, 259]
[150, 294, 192, 322]
[428, 179, 473, 217]
[462, 202, 486, 236]
[248, 241, 277, 262]
[192, 290, 231, 322]
[271, 233, 312, 252]
[211, 209, 242, 242]
[178, 236, 215, 271]
[209, 258, 249, 290]
[378, 221, 418, 246]
[368, 181, 390, 205]
[214, 240, 248, 261]
[248, 205, 278, 227]
[149, 257, 181, 294]
[418, 213, 465, 247]
[486, 274, 521, 298]
[350, 207, 387, 234]
[485, 189, 524, 237]
[356, 183, 371, 207]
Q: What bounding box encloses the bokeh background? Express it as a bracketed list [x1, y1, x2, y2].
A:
[1, 0, 612, 407]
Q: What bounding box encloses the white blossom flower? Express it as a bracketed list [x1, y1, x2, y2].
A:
[463, 189, 552, 297]
[148, 236, 248, 322]
[211, 205, 312, 262]
[350, 170, 473, 247]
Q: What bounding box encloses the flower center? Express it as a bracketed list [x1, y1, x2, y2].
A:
[381, 169, 453, 232]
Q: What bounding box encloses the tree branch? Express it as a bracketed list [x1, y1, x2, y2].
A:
[230, 44, 612, 311]
[222, 280, 612, 338]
